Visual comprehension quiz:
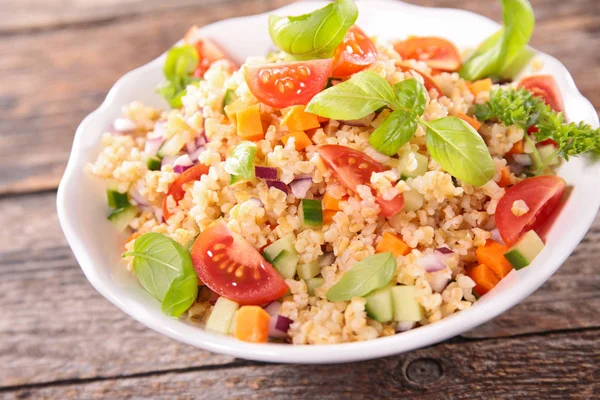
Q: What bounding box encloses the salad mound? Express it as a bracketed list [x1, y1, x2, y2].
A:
[87, 0, 600, 345]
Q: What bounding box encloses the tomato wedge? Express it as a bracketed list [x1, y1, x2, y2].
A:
[191, 221, 289, 305]
[184, 26, 236, 78]
[244, 59, 333, 109]
[331, 26, 377, 78]
[395, 62, 442, 94]
[317, 145, 404, 217]
[495, 175, 566, 246]
[518, 75, 564, 114]
[162, 164, 209, 221]
[393, 37, 461, 72]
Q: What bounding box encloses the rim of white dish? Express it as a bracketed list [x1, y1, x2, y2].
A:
[57, 0, 600, 364]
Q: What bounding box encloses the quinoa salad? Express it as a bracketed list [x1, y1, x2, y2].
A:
[87, 0, 600, 344]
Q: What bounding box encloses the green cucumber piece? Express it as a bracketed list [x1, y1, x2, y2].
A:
[146, 156, 162, 171]
[403, 190, 424, 212]
[297, 260, 321, 280]
[107, 204, 139, 232]
[106, 189, 129, 209]
[273, 250, 299, 279]
[365, 286, 394, 323]
[306, 277, 325, 296]
[504, 230, 545, 270]
[391, 285, 424, 322]
[206, 297, 239, 334]
[229, 174, 251, 186]
[222, 89, 238, 111]
[263, 234, 296, 263]
[538, 144, 560, 166]
[158, 135, 186, 157]
[398, 152, 428, 179]
[300, 199, 323, 228]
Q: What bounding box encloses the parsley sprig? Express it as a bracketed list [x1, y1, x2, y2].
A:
[474, 87, 600, 173]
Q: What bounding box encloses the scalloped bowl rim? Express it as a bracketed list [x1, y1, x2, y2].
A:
[57, 0, 600, 364]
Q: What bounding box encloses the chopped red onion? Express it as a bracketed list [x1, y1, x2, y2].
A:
[319, 252, 335, 267]
[188, 145, 206, 163]
[129, 186, 152, 212]
[255, 166, 278, 180]
[265, 302, 291, 338]
[513, 154, 532, 166]
[173, 154, 194, 173]
[416, 253, 447, 272]
[186, 135, 207, 154]
[153, 206, 164, 223]
[161, 155, 179, 167]
[266, 180, 289, 193]
[289, 178, 312, 199]
[275, 315, 292, 331]
[508, 160, 525, 176]
[248, 197, 264, 208]
[144, 136, 164, 156]
[112, 117, 137, 134]
[396, 321, 416, 332]
[427, 272, 450, 293]
[490, 228, 504, 244]
[343, 113, 375, 127]
[435, 247, 453, 255]
[264, 302, 282, 316]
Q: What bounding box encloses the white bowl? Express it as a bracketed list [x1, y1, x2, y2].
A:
[57, 0, 600, 363]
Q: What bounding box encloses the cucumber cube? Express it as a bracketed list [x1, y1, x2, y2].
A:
[146, 156, 162, 171]
[273, 250, 299, 279]
[106, 189, 129, 209]
[158, 135, 186, 157]
[538, 144, 560, 166]
[397, 152, 428, 179]
[206, 297, 239, 334]
[222, 89, 238, 112]
[263, 234, 296, 263]
[297, 260, 321, 280]
[300, 199, 323, 228]
[504, 230, 545, 270]
[107, 204, 139, 232]
[403, 190, 424, 212]
[365, 286, 394, 323]
[306, 277, 325, 296]
[391, 285, 424, 322]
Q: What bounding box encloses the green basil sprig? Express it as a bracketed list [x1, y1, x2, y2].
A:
[124, 232, 199, 317]
[268, 0, 358, 60]
[460, 0, 535, 81]
[156, 45, 201, 108]
[224, 141, 257, 180]
[326, 252, 396, 302]
[306, 71, 495, 186]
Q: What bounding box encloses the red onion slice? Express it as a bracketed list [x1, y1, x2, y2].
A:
[289, 178, 312, 199]
[173, 154, 194, 173]
[490, 228, 504, 244]
[188, 145, 206, 163]
[264, 302, 282, 316]
[186, 134, 207, 154]
[266, 180, 289, 193]
[144, 136, 164, 156]
[255, 166, 279, 180]
[248, 197, 264, 208]
[396, 321, 416, 332]
[161, 155, 179, 168]
[319, 252, 335, 267]
[512, 154, 532, 166]
[427, 272, 450, 293]
[129, 186, 152, 212]
[416, 253, 447, 272]
[435, 247, 453, 255]
[153, 206, 164, 223]
[112, 117, 137, 134]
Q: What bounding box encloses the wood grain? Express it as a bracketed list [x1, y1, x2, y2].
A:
[0, 0, 598, 194]
[3, 329, 598, 399]
[1, 192, 599, 387]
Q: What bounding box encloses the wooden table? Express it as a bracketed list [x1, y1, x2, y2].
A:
[1, 0, 599, 398]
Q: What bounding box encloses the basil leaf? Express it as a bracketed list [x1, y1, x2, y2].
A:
[393, 79, 427, 116]
[460, 0, 535, 81]
[157, 81, 187, 109]
[124, 233, 198, 316]
[326, 253, 396, 302]
[224, 141, 257, 180]
[422, 117, 495, 186]
[268, 0, 358, 59]
[369, 110, 418, 156]
[306, 71, 396, 120]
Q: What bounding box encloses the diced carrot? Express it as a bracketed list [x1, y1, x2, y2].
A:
[456, 112, 482, 131]
[281, 105, 321, 131]
[466, 78, 492, 96]
[376, 232, 411, 258]
[497, 166, 512, 188]
[125, 231, 141, 247]
[282, 131, 312, 151]
[323, 210, 337, 224]
[236, 104, 264, 141]
[476, 240, 513, 279]
[507, 140, 524, 155]
[322, 192, 342, 211]
[467, 264, 501, 296]
[234, 306, 270, 343]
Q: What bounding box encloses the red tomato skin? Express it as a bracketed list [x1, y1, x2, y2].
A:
[162, 164, 210, 221]
[244, 59, 333, 109]
[317, 145, 404, 217]
[191, 222, 289, 305]
[331, 26, 377, 78]
[495, 176, 566, 246]
[393, 37, 461, 72]
[519, 75, 565, 114]
[183, 26, 236, 78]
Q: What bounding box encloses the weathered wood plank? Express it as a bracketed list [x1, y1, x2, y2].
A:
[0, 0, 598, 194]
[1, 192, 598, 386]
[3, 329, 598, 399]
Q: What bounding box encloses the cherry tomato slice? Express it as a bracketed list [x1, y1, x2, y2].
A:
[317, 145, 404, 217]
[244, 59, 333, 109]
[495, 175, 566, 246]
[395, 62, 442, 95]
[184, 26, 236, 78]
[331, 26, 377, 78]
[162, 164, 209, 221]
[518, 75, 565, 114]
[191, 221, 289, 305]
[393, 37, 462, 72]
